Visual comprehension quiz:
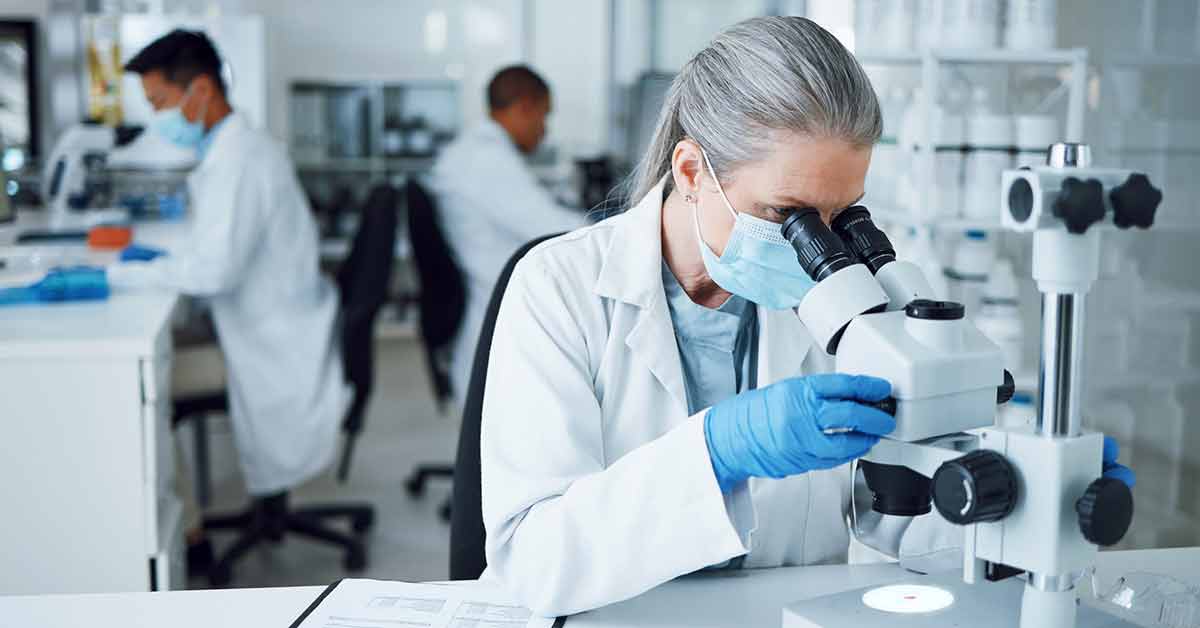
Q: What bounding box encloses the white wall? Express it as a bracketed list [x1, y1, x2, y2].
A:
[529, 0, 609, 157]
[241, 0, 524, 142]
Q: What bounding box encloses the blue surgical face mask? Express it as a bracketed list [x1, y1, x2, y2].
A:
[154, 85, 206, 149]
[692, 149, 816, 310]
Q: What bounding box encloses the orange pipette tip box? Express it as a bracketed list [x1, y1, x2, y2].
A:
[88, 225, 134, 250]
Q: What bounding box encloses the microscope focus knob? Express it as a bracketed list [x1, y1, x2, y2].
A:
[1076, 477, 1134, 546]
[932, 450, 1018, 525]
[1052, 177, 1106, 234]
[1109, 173, 1162, 230]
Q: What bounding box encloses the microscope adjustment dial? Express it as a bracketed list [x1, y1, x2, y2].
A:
[932, 450, 1018, 525]
[1076, 477, 1134, 546]
[1109, 173, 1162, 230]
[1052, 177, 1106, 234]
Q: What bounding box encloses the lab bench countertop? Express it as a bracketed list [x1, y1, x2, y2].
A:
[0, 547, 1195, 628]
[0, 290, 178, 359]
[0, 211, 189, 359]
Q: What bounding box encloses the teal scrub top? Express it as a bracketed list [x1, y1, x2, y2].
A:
[661, 260, 759, 415]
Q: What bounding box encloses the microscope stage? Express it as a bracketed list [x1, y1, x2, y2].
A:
[782, 573, 1136, 628]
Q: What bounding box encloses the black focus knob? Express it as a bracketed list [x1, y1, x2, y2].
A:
[1076, 477, 1134, 546]
[1109, 173, 1162, 230]
[1053, 177, 1106, 234]
[932, 450, 1018, 525]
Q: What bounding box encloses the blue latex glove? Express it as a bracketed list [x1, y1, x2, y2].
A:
[0, 266, 109, 306]
[1102, 435, 1135, 488]
[120, 243, 166, 262]
[704, 374, 896, 493]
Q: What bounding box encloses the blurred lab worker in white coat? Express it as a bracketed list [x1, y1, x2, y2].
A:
[431, 65, 586, 406]
[481, 17, 1135, 617]
[110, 31, 348, 517]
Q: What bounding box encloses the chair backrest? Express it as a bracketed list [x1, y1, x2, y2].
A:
[404, 179, 467, 403]
[449, 232, 563, 581]
[337, 183, 399, 434]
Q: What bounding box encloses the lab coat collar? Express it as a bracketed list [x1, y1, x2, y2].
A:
[593, 177, 813, 409]
[593, 177, 668, 309]
[597, 177, 686, 409]
[194, 111, 245, 175]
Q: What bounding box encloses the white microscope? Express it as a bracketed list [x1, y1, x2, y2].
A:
[780, 142, 1161, 628]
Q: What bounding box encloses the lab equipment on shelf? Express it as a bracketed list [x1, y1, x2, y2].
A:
[854, 0, 916, 53]
[1015, 114, 1060, 168]
[898, 88, 963, 220]
[945, 230, 994, 316]
[976, 259, 1023, 373]
[919, 0, 1001, 49]
[965, 110, 1015, 221]
[1005, 0, 1058, 50]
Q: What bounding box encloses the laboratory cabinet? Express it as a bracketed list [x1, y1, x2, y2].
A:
[0, 292, 183, 595]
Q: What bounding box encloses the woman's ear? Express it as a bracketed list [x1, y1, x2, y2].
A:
[670, 139, 705, 200]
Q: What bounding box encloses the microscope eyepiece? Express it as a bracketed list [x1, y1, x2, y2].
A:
[780, 208, 856, 282]
[831, 206, 897, 274]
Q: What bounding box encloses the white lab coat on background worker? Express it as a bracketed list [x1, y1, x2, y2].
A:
[432, 117, 585, 404]
[110, 112, 349, 495]
[480, 179, 959, 615]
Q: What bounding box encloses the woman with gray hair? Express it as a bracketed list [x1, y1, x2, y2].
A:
[481, 16, 928, 616]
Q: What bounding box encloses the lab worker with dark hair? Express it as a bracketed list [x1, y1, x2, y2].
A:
[431, 64, 586, 406]
[111, 29, 349, 542]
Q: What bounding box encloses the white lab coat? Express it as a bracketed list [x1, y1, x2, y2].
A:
[109, 113, 349, 496]
[480, 178, 959, 617]
[430, 119, 586, 405]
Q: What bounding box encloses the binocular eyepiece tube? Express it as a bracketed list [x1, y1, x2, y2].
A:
[780, 206, 898, 280]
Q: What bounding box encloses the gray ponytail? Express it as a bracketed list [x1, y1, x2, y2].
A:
[627, 16, 882, 202]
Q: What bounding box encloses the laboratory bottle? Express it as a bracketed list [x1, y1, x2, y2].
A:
[944, 230, 994, 316]
[901, 228, 949, 300]
[1014, 114, 1059, 168]
[941, 0, 1001, 49]
[855, 0, 916, 52]
[964, 90, 1013, 221]
[897, 88, 961, 219]
[869, 87, 908, 206]
[1005, 0, 1057, 50]
[975, 259, 1023, 372]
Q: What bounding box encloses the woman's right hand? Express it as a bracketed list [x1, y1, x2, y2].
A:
[704, 374, 896, 492]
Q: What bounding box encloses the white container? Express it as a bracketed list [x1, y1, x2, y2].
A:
[945, 230, 994, 316]
[856, 0, 916, 52]
[964, 113, 1014, 220]
[975, 259, 1023, 372]
[868, 88, 908, 206]
[900, 229, 949, 300]
[898, 91, 963, 218]
[927, 0, 1000, 49]
[1005, 0, 1057, 50]
[1014, 114, 1060, 168]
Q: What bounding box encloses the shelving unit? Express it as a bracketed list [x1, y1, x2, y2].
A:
[857, 47, 1089, 232]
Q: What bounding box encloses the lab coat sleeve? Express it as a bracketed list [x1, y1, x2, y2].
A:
[481, 257, 749, 617]
[107, 165, 264, 295]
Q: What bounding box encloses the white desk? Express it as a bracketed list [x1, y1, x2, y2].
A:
[0, 212, 189, 595]
[0, 548, 1195, 627]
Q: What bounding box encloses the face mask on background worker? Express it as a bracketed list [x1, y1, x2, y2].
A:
[691, 148, 816, 310]
[154, 83, 207, 149]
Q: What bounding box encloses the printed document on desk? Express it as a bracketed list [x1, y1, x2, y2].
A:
[291, 578, 558, 628]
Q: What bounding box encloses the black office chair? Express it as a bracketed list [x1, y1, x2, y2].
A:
[401, 179, 467, 519]
[449, 233, 563, 580]
[175, 183, 399, 586]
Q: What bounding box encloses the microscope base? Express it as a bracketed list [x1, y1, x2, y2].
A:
[782, 573, 1134, 628]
